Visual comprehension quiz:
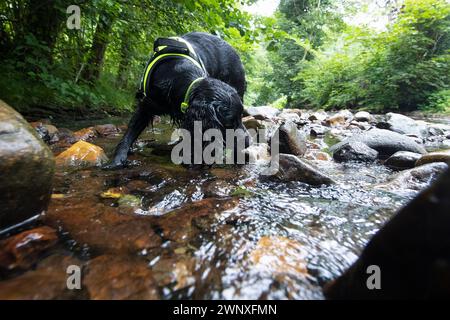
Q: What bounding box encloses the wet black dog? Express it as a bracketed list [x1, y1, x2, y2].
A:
[107, 32, 250, 168]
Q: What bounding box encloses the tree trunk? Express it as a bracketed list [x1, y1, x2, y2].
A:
[24, 0, 65, 54]
[82, 14, 114, 83]
[116, 31, 131, 88]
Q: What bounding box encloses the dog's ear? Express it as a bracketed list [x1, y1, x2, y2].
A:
[182, 100, 224, 132]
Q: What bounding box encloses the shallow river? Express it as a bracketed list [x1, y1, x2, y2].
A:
[1, 115, 441, 299]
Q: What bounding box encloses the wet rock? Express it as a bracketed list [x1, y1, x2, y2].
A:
[325, 167, 450, 299]
[242, 116, 265, 131]
[155, 198, 239, 243]
[324, 110, 353, 127]
[428, 123, 450, 136]
[250, 236, 308, 276]
[0, 254, 82, 299]
[243, 143, 271, 163]
[84, 255, 159, 300]
[245, 106, 280, 120]
[269, 154, 335, 186]
[310, 125, 329, 137]
[330, 128, 426, 159]
[0, 226, 58, 272]
[375, 162, 448, 191]
[385, 151, 422, 170]
[304, 150, 332, 161]
[54, 128, 77, 146]
[152, 255, 196, 290]
[73, 127, 97, 141]
[442, 140, 450, 149]
[274, 121, 307, 156]
[30, 121, 50, 143]
[308, 111, 328, 122]
[277, 111, 301, 123]
[416, 150, 450, 166]
[348, 120, 371, 131]
[94, 124, 119, 137]
[0, 100, 55, 229]
[281, 108, 302, 117]
[354, 111, 374, 122]
[202, 179, 232, 198]
[332, 140, 379, 163]
[44, 194, 162, 254]
[380, 113, 429, 138]
[55, 140, 108, 167]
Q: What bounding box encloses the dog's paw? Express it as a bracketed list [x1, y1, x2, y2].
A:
[102, 161, 126, 170]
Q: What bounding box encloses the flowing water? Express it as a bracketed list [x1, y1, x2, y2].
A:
[0, 117, 434, 299]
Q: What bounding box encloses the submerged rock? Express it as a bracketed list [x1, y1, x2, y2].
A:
[375, 162, 448, 191]
[155, 198, 239, 244]
[44, 195, 162, 254]
[269, 154, 335, 186]
[385, 151, 422, 170]
[332, 140, 378, 163]
[0, 100, 55, 229]
[0, 254, 82, 299]
[330, 128, 426, 159]
[94, 124, 119, 137]
[324, 167, 450, 299]
[415, 150, 450, 167]
[0, 226, 58, 272]
[84, 255, 160, 300]
[250, 236, 308, 276]
[55, 140, 108, 167]
[73, 127, 97, 141]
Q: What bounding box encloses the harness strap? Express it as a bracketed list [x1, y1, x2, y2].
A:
[180, 77, 205, 113]
[140, 37, 208, 114]
[142, 53, 204, 95]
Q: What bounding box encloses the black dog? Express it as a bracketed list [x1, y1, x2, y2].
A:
[107, 32, 250, 168]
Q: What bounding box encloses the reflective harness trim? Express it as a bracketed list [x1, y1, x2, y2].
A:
[141, 37, 207, 113]
[142, 53, 203, 96]
[180, 77, 205, 113]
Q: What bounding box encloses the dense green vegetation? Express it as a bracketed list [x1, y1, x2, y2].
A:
[0, 0, 449, 117]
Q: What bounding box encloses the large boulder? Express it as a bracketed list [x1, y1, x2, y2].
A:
[330, 128, 426, 159]
[332, 140, 379, 163]
[269, 154, 335, 186]
[0, 100, 55, 229]
[385, 151, 422, 170]
[379, 113, 429, 138]
[324, 167, 450, 299]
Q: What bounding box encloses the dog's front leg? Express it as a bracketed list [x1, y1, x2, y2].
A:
[104, 103, 152, 169]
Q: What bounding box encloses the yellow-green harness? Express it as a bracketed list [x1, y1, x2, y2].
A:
[140, 37, 207, 113]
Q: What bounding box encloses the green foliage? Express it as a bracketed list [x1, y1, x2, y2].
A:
[296, 0, 450, 111]
[421, 89, 450, 113]
[0, 0, 257, 116]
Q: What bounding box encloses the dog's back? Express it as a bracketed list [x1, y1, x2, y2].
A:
[182, 32, 246, 100]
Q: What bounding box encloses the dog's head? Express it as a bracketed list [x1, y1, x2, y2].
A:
[182, 78, 251, 162]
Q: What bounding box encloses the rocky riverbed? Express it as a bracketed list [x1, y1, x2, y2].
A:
[1, 101, 449, 299]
